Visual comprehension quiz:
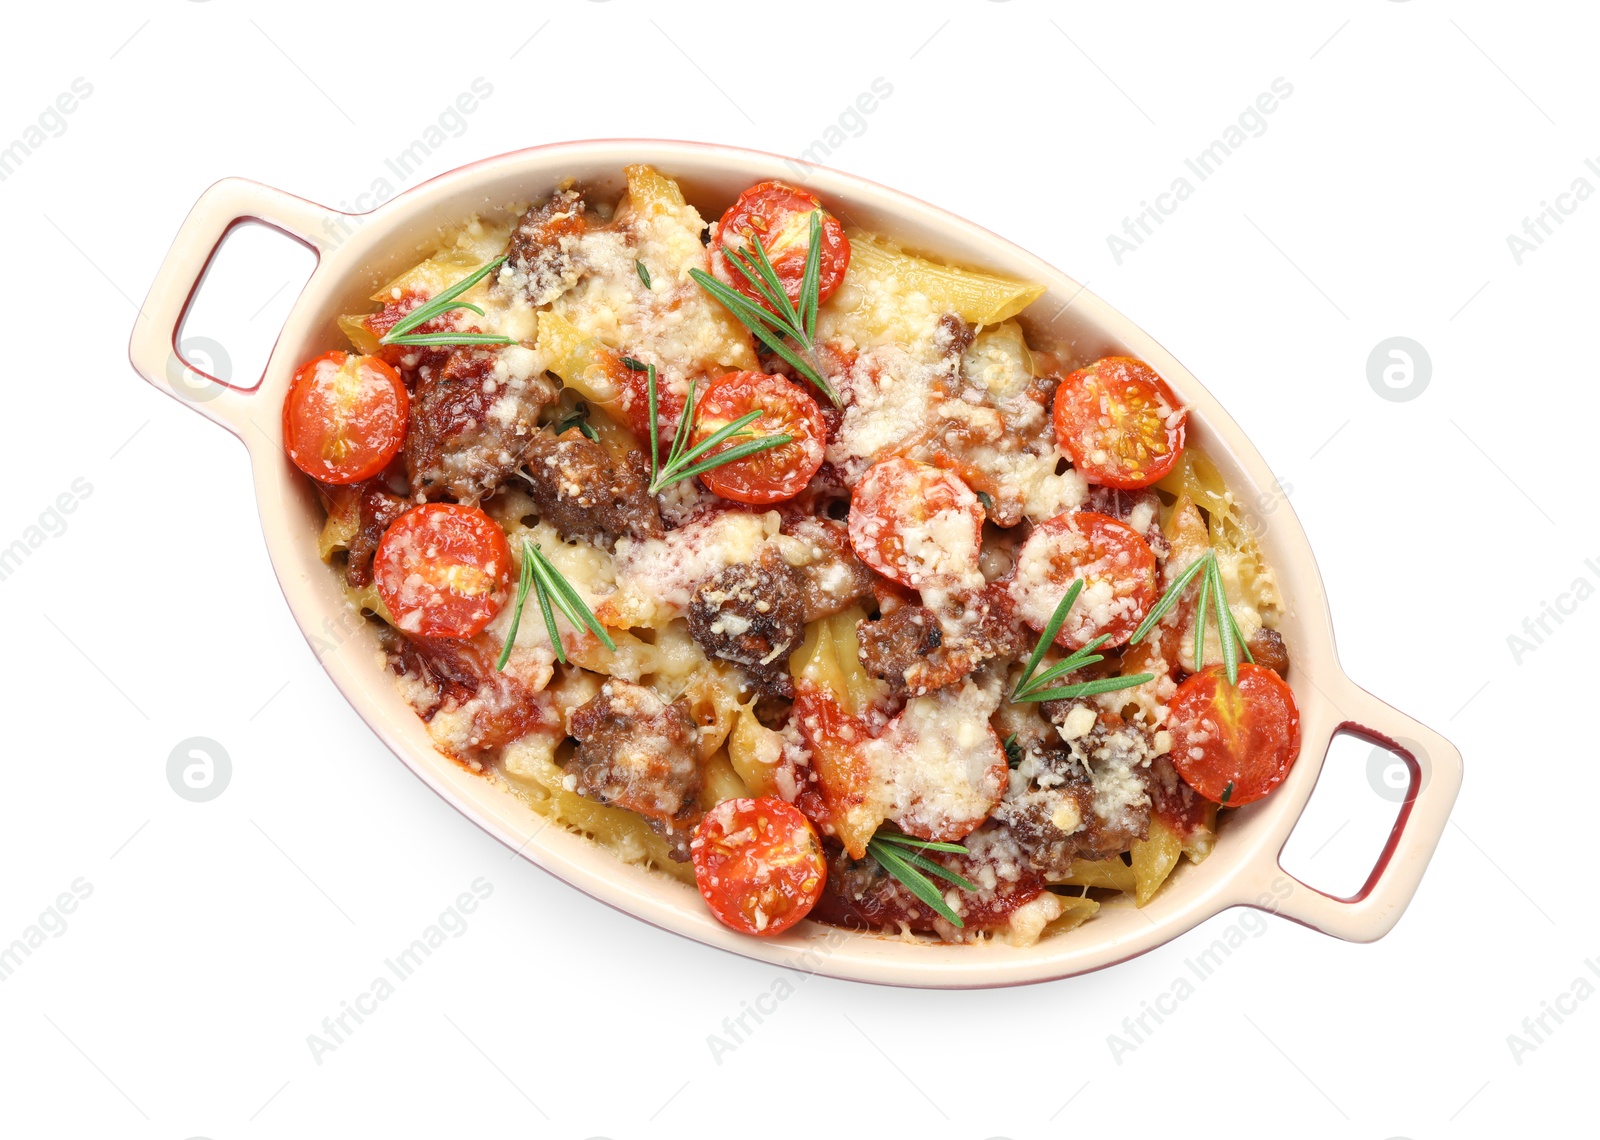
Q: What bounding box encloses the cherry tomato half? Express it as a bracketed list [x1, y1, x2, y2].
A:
[1053, 356, 1186, 490]
[1006, 511, 1157, 649]
[691, 796, 828, 936]
[712, 181, 851, 312]
[283, 351, 409, 485]
[691, 371, 825, 505]
[847, 458, 985, 589]
[1167, 663, 1301, 805]
[374, 503, 512, 639]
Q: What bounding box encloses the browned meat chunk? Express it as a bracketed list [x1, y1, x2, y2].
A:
[994, 706, 1155, 875]
[997, 752, 1146, 872]
[405, 348, 555, 503]
[686, 551, 804, 698]
[857, 584, 1028, 696]
[1248, 627, 1290, 678]
[856, 604, 943, 685]
[568, 680, 702, 859]
[347, 480, 408, 587]
[498, 185, 591, 307]
[383, 631, 559, 761]
[778, 517, 876, 622]
[519, 427, 664, 549]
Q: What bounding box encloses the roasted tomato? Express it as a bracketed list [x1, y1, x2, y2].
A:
[1167, 663, 1301, 805]
[282, 351, 409, 485]
[1053, 356, 1186, 489]
[847, 458, 985, 589]
[690, 796, 828, 936]
[1006, 510, 1157, 649]
[374, 503, 512, 639]
[711, 181, 850, 310]
[790, 681, 878, 858]
[690, 371, 826, 505]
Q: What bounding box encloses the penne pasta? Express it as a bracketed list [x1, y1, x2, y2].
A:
[789, 605, 885, 716]
[1130, 816, 1183, 906]
[1056, 856, 1138, 895]
[537, 310, 626, 414]
[843, 231, 1046, 327]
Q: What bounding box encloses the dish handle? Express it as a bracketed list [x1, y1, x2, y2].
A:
[1249, 679, 1463, 942]
[127, 178, 341, 436]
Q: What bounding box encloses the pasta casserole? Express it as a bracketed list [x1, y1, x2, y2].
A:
[281, 165, 1301, 945]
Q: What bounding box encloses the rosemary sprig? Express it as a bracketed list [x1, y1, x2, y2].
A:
[380, 256, 514, 348]
[1126, 550, 1253, 685]
[1010, 580, 1155, 703]
[554, 401, 600, 442]
[620, 356, 793, 494]
[688, 211, 841, 407]
[867, 831, 977, 928]
[495, 542, 537, 672]
[496, 539, 617, 670]
[382, 332, 516, 347]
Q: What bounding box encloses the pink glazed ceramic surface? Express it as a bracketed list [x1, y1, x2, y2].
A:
[128, 141, 1462, 987]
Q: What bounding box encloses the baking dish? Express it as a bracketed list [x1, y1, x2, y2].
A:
[128, 140, 1462, 987]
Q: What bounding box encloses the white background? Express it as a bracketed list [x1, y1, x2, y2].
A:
[1, 1, 1593, 1137]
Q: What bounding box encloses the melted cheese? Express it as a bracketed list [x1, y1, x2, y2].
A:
[599, 510, 780, 628]
[859, 673, 1007, 838]
[552, 189, 755, 382]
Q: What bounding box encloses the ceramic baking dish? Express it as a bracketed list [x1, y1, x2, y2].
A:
[128, 140, 1462, 987]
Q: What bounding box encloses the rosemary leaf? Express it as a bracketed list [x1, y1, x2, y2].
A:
[895, 848, 980, 893]
[724, 242, 798, 327]
[1128, 551, 1212, 645]
[635, 259, 651, 289]
[1212, 557, 1239, 686]
[529, 545, 616, 652]
[873, 833, 971, 854]
[1018, 651, 1107, 696]
[687, 260, 841, 407]
[1011, 672, 1157, 704]
[646, 361, 661, 486]
[533, 564, 565, 664]
[743, 227, 808, 332]
[554, 402, 599, 442]
[664, 434, 793, 489]
[868, 840, 964, 927]
[382, 256, 506, 342]
[382, 332, 514, 347]
[1003, 732, 1023, 768]
[494, 543, 538, 672]
[1014, 580, 1085, 696]
[662, 408, 765, 476]
[800, 211, 822, 340]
